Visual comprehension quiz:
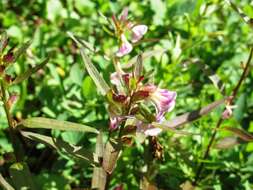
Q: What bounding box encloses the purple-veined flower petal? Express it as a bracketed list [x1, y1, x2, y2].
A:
[116, 35, 133, 57]
[131, 25, 148, 43]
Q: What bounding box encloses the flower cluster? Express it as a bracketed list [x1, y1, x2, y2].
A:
[108, 66, 176, 136]
[105, 8, 177, 137]
[112, 8, 148, 57]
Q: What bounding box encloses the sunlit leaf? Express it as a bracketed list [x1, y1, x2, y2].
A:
[80, 48, 110, 95]
[12, 56, 50, 84]
[9, 162, 36, 190]
[19, 117, 98, 134]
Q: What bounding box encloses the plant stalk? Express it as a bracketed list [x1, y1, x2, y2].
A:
[0, 81, 20, 162]
[193, 47, 253, 185]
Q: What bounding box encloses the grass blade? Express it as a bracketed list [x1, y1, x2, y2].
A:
[19, 117, 98, 134]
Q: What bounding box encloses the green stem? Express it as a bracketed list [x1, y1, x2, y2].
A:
[0, 81, 20, 162]
[193, 47, 253, 185]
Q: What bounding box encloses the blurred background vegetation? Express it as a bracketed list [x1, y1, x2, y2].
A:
[1, 0, 253, 189]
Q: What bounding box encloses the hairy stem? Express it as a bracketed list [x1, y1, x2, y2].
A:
[193, 47, 253, 185]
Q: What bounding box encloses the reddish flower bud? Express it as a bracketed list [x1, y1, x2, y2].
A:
[3, 52, 14, 63]
[122, 74, 130, 86]
[132, 90, 149, 102]
[112, 93, 127, 103]
[7, 94, 18, 109]
[4, 74, 13, 84]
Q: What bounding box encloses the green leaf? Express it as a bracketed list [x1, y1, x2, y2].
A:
[9, 162, 36, 190]
[82, 76, 97, 99]
[68, 31, 110, 95]
[61, 131, 84, 145]
[70, 63, 84, 86]
[13, 40, 32, 62]
[21, 131, 96, 164]
[221, 127, 253, 142]
[0, 173, 15, 190]
[19, 117, 98, 134]
[12, 56, 50, 84]
[234, 93, 247, 122]
[215, 136, 239, 149]
[155, 98, 226, 129]
[80, 48, 110, 95]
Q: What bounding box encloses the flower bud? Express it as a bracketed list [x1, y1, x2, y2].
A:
[7, 94, 18, 109]
[116, 34, 133, 57]
[3, 52, 14, 64]
[4, 74, 13, 84]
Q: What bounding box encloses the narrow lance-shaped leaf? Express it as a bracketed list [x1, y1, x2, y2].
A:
[13, 40, 32, 62]
[68, 31, 110, 95]
[0, 31, 8, 54]
[154, 98, 226, 129]
[19, 117, 98, 134]
[12, 56, 50, 84]
[21, 131, 96, 164]
[214, 136, 239, 149]
[9, 162, 36, 190]
[221, 127, 253, 142]
[122, 49, 167, 69]
[80, 48, 110, 95]
[67, 31, 95, 52]
[0, 173, 15, 190]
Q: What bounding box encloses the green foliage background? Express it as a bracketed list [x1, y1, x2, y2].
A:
[1, 0, 253, 189]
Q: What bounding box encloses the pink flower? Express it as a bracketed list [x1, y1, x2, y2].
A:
[131, 25, 148, 43]
[116, 34, 133, 57]
[136, 85, 177, 136]
[142, 85, 177, 119]
[222, 105, 236, 119]
[114, 8, 148, 57]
